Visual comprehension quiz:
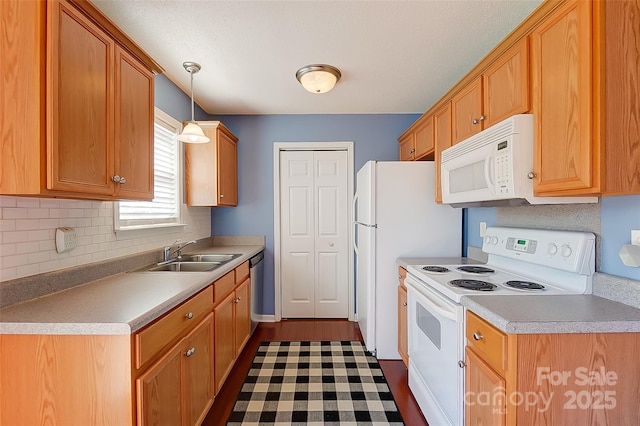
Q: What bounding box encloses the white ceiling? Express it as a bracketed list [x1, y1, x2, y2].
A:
[92, 0, 542, 115]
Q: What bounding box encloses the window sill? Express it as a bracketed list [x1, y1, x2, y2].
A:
[114, 222, 187, 239]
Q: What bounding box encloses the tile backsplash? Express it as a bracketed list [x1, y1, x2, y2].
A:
[0, 196, 211, 281]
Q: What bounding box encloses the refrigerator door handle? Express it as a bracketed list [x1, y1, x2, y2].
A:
[353, 192, 359, 255]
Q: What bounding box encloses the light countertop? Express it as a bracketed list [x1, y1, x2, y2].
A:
[462, 294, 640, 334]
[0, 245, 263, 335]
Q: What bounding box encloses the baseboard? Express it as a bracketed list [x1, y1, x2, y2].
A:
[253, 314, 276, 322]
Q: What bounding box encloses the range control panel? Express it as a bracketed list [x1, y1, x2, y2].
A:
[482, 226, 596, 275]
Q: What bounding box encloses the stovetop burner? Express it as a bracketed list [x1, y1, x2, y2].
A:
[449, 279, 497, 291]
[456, 266, 495, 274]
[422, 266, 451, 273]
[504, 280, 545, 290]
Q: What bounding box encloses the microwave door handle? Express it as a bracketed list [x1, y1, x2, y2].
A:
[484, 152, 495, 194]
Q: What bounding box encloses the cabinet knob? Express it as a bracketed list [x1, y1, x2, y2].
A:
[472, 116, 486, 125]
[402, 302, 408, 307]
[458, 360, 466, 368]
[119, 176, 126, 184]
[111, 175, 126, 184]
[185, 312, 194, 319]
[185, 347, 196, 357]
[409, 148, 415, 154]
[473, 332, 484, 341]
[220, 194, 224, 198]
[527, 172, 537, 179]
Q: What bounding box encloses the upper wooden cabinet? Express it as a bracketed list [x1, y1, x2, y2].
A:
[452, 39, 529, 144]
[398, 115, 435, 161]
[0, 0, 160, 200]
[433, 102, 452, 203]
[531, 0, 640, 196]
[185, 121, 239, 206]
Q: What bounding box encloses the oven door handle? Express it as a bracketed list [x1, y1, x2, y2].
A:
[406, 277, 458, 321]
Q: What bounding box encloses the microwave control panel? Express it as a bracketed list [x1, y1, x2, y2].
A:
[495, 141, 512, 194]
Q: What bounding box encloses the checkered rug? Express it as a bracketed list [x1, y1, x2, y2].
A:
[227, 341, 404, 425]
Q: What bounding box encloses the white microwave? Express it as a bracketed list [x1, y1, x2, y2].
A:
[440, 114, 597, 207]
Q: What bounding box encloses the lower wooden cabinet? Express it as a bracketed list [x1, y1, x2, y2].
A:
[397, 285, 408, 367]
[137, 313, 213, 426]
[214, 261, 252, 393]
[465, 310, 640, 425]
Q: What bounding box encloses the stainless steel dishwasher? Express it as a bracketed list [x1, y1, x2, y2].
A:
[249, 251, 264, 333]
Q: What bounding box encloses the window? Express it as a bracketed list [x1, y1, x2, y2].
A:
[115, 108, 184, 230]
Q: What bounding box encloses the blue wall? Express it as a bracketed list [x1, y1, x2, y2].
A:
[155, 74, 209, 122]
[207, 114, 420, 315]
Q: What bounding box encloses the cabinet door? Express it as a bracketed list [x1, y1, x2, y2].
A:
[114, 46, 154, 200]
[465, 347, 506, 426]
[483, 38, 529, 128]
[398, 134, 415, 161]
[414, 116, 434, 159]
[182, 314, 214, 426]
[137, 344, 183, 426]
[397, 286, 408, 367]
[47, 0, 114, 195]
[217, 130, 238, 206]
[451, 76, 483, 144]
[214, 291, 236, 393]
[234, 279, 251, 357]
[434, 102, 452, 203]
[531, 0, 597, 195]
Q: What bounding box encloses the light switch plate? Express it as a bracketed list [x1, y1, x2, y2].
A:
[632, 230, 640, 246]
[479, 222, 487, 238]
[55, 227, 77, 253]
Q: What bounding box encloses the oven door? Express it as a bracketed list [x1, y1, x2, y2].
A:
[406, 274, 464, 426]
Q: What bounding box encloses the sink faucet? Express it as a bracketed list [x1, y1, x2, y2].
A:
[162, 239, 197, 262]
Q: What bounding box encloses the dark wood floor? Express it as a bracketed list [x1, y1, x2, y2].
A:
[202, 319, 428, 426]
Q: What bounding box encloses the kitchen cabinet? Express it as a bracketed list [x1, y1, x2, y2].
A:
[465, 310, 640, 425]
[451, 39, 528, 144]
[531, 0, 640, 196]
[137, 313, 214, 426]
[397, 267, 408, 367]
[398, 115, 435, 161]
[0, 286, 213, 426]
[213, 261, 251, 392]
[0, 0, 160, 200]
[185, 121, 239, 206]
[433, 102, 452, 203]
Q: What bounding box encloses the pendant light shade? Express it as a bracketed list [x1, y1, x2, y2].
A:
[296, 64, 341, 94]
[179, 61, 210, 144]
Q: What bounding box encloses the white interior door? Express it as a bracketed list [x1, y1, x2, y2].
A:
[280, 150, 349, 318]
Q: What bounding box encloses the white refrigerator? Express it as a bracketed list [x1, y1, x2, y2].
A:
[354, 161, 462, 359]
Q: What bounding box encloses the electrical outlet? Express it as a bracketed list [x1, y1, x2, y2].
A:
[632, 230, 640, 246]
[479, 222, 487, 238]
[55, 227, 77, 254]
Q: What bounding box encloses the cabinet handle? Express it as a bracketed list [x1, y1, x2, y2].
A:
[473, 332, 484, 341]
[472, 116, 485, 125]
[527, 172, 537, 179]
[185, 347, 196, 357]
[458, 360, 466, 368]
[185, 312, 194, 319]
[111, 175, 127, 184]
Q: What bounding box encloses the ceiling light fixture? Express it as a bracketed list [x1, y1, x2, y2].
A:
[178, 61, 210, 144]
[296, 64, 341, 94]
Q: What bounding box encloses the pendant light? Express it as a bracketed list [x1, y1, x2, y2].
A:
[296, 64, 341, 94]
[178, 62, 210, 144]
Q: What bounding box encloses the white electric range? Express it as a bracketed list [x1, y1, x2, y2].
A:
[404, 226, 596, 426]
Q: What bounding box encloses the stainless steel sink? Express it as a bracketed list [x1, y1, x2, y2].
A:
[179, 253, 242, 263]
[146, 262, 222, 272]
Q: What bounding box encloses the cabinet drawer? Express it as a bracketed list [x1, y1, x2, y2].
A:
[135, 286, 213, 369]
[466, 311, 507, 373]
[214, 270, 235, 305]
[235, 261, 250, 285]
[398, 266, 407, 288]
